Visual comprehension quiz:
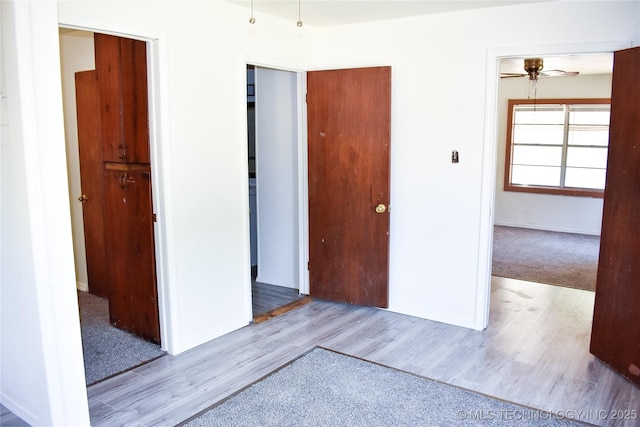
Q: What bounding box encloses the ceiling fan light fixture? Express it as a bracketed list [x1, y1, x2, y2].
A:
[524, 58, 543, 81]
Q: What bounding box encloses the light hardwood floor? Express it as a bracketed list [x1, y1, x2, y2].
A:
[5, 277, 638, 426]
[252, 281, 304, 317]
[83, 276, 640, 426]
[0, 404, 30, 427]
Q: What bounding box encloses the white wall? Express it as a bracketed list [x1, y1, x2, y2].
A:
[494, 73, 612, 235]
[2, 0, 638, 425]
[59, 29, 96, 290]
[255, 67, 299, 289]
[1, 2, 90, 425]
[3, 1, 319, 424]
[57, 1, 319, 356]
[312, 0, 638, 327]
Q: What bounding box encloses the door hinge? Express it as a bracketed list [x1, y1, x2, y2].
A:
[305, 93, 308, 103]
[307, 261, 310, 271]
[153, 213, 157, 222]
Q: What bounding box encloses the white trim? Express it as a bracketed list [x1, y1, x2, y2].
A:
[58, 11, 160, 41]
[243, 54, 310, 299]
[244, 60, 257, 320]
[474, 50, 500, 331]
[146, 36, 179, 354]
[242, 53, 307, 73]
[5, 2, 90, 424]
[493, 221, 601, 237]
[58, 13, 178, 354]
[297, 72, 310, 295]
[476, 40, 633, 330]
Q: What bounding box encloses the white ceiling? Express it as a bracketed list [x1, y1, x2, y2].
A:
[228, 0, 551, 27]
[229, 0, 614, 76]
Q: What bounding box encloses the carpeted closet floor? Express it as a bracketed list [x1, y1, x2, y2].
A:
[78, 291, 166, 385]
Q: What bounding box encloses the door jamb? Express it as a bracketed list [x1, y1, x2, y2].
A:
[477, 40, 632, 330]
[242, 55, 310, 299]
[58, 12, 177, 353]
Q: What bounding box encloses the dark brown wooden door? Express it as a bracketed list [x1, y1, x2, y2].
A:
[307, 67, 391, 307]
[94, 34, 150, 164]
[590, 46, 640, 386]
[75, 70, 109, 299]
[103, 165, 159, 343]
[92, 33, 160, 343]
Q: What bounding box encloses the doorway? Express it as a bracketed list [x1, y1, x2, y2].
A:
[245, 64, 393, 319]
[486, 45, 640, 387]
[491, 53, 612, 293]
[477, 41, 630, 328]
[246, 65, 308, 322]
[59, 28, 165, 384]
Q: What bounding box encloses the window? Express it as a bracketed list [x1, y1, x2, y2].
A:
[504, 98, 610, 197]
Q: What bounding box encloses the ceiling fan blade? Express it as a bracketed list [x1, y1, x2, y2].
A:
[500, 73, 526, 79]
[540, 70, 580, 77]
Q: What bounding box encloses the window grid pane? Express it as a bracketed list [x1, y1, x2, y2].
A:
[514, 106, 564, 125]
[512, 145, 563, 167]
[512, 165, 561, 187]
[568, 128, 610, 147]
[513, 125, 564, 145]
[565, 167, 607, 190]
[508, 100, 610, 193]
[566, 146, 608, 169]
[569, 106, 611, 125]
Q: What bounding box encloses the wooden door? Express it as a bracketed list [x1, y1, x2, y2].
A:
[590, 46, 640, 386]
[93, 33, 160, 343]
[103, 165, 159, 343]
[75, 70, 109, 299]
[307, 67, 391, 307]
[94, 34, 150, 163]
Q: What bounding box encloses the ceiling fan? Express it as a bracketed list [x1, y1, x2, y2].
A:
[500, 58, 580, 80]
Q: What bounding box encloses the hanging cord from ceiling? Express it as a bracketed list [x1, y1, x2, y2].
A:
[297, 0, 303, 27]
[248, 0, 303, 27]
[249, 0, 256, 24]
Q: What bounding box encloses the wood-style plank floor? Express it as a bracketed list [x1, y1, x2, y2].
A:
[252, 281, 304, 317]
[82, 277, 636, 426]
[88, 277, 640, 426]
[0, 404, 29, 427]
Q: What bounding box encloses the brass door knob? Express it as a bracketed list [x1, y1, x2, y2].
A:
[78, 195, 88, 203]
[375, 203, 386, 214]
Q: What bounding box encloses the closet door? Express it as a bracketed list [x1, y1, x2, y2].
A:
[94, 34, 150, 164]
[75, 70, 109, 299]
[307, 66, 391, 308]
[103, 166, 159, 343]
[93, 33, 160, 343]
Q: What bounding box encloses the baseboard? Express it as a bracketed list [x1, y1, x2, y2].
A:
[254, 274, 298, 289]
[76, 281, 88, 292]
[0, 393, 39, 426]
[493, 221, 601, 236]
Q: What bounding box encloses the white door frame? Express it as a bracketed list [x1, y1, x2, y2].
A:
[476, 40, 632, 330]
[58, 11, 177, 353]
[243, 55, 310, 298]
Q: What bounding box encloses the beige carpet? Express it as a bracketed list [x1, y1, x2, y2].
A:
[492, 226, 600, 292]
